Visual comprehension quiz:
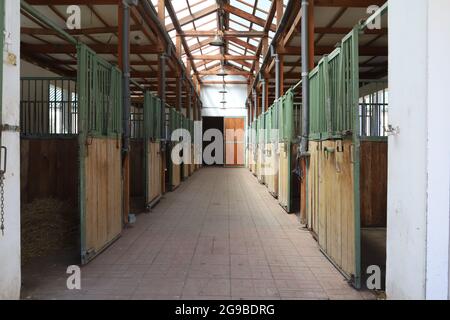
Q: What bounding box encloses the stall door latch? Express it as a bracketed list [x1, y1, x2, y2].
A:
[386, 124, 400, 136]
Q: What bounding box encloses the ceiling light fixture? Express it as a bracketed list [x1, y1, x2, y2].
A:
[216, 66, 228, 77]
[210, 34, 225, 47]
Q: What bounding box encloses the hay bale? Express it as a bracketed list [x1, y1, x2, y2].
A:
[21, 198, 79, 265]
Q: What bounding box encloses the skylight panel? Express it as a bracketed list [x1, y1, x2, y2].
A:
[186, 37, 198, 46]
[229, 21, 246, 31]
[229, 44, 245, 55]
[205, 61, 217, 69]
[254, 9, 267, 20]
[175, 8, 191, 21]
[195, 13, 216, 27]
[202, 46, 217, 54]
[249, 38, 259, 46]
[202, 22, 218, 31]
[257, 0, 272, 12]
[171, 0, 187, 10]
[230, 14, 251, 28]
[252, 24, 264, 32]
[191, 0, 215, 12]
[184, 22, 195, 31]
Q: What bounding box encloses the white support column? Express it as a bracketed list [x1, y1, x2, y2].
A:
[387, 0, 450, 300]
[0, 0, 21, 300]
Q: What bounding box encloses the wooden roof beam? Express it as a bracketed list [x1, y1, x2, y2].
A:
[222, 3, 276, 32]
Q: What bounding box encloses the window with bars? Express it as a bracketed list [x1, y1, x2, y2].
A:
[20, 78, 78, 137]
[359, 84, 389, 137]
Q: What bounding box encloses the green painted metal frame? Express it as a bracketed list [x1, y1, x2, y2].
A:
[167, 105, 184, 190]
[276, 90, 301, 213]
[309, 31, 360, 142]
[143, 91, 152, 205]
[347, 26, 361, 289]
[78, 43, 123, 264]
[301, 25, 363, 288]
[77, 44, 122, 139]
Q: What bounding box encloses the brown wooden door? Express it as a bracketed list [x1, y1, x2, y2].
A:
[224, 118, 245, 167]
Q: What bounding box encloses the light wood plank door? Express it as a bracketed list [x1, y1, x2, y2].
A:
[225, 118, 245, 167]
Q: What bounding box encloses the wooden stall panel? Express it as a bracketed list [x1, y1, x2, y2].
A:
[21, 138, 78, 204]
[83, 138, 122, 263]
[360, 141, 388, 228]
[184, 164, 191, 180]
[190, 145, 195, 175]
[249, 144, 255, 173]
[225, 118, 245, 167]
[278, 142, 289, 209]
[172, 163, 181, 190]
[307, 141, 320, 235]
[257, 147, 265, 182]
[265, 144, 275, 193]
[130, 140, 144, 198]
[314, 139, 356, 278]
[148, 142, 162, 203]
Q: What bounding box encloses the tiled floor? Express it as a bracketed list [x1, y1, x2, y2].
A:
[22, 168, 372, 300]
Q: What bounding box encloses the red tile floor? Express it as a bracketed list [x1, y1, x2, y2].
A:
[22, 168, 374, 300]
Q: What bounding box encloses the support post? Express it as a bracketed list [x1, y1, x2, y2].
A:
[261, 78, 267, 113]
[299, 0, 314, 225]
[119, 0, 133, 225]
[159, 53, 167, 139]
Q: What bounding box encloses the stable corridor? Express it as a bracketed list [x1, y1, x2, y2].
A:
[22, 168, 371, 300]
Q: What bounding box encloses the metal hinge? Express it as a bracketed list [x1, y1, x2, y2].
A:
[386, 124, 400, 136]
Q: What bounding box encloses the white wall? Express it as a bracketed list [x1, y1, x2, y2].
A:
[0, 0, 21, 300]
[387, 0, 450, 300]
[21, 59, 59, 77]
[201, 75, 248, 119]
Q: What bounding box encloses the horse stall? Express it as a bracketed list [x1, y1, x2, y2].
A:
[277, 90, 302, 213]
[181, 116, 194, 180]
[306, 24, 388, 289]
[129, 91, 164, 211]
[168, 107, 182, 191]
[248, 121, 257, 174]
[20, 44, 123, 267]
[255, 115, 264, 183]
[188, 119, 195, 175]
[359, 81, 388, 290]
[130, 100, 145, 212]
[264, 101, 280, 198]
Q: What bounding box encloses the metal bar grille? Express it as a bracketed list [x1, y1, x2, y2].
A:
[359, 81, 389, 137]
[20, 77, 78, 136]
[130, 103, 144, 139]
[77, 44, 122, 137]
[308, 29, 360, 140]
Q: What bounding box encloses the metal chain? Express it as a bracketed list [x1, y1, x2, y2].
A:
[0, 174, 5, 236]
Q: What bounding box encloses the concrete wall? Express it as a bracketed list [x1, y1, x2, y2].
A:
[201, 75, 248, 119]
[0, 0, 21, 300]
[387, 0, 450, 300]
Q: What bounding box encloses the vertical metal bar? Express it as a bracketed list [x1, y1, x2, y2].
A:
[350, 26, 361, 289]
[300, 0, 310, 155]
[159, 53, 167, 140]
